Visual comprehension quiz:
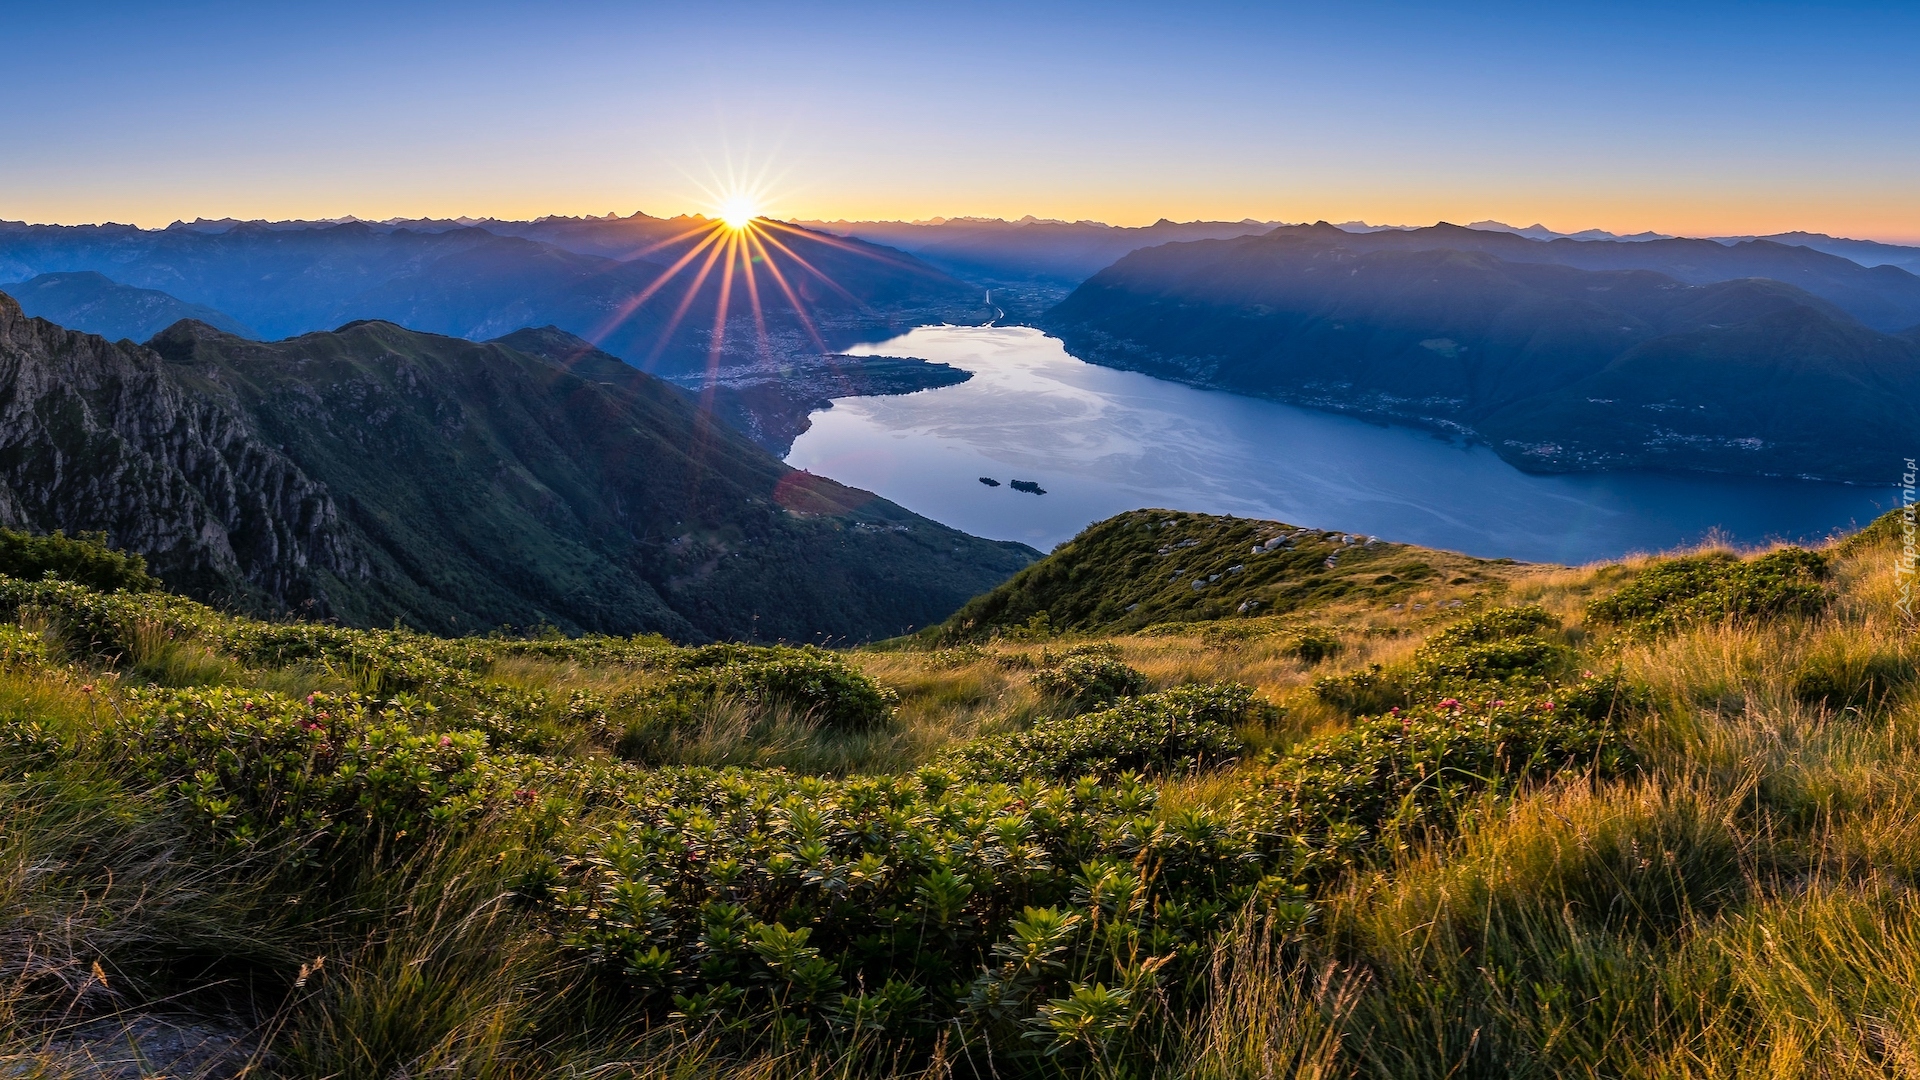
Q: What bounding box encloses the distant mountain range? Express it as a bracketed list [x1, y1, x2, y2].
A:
[796, 214, 1920, 296]
[0, 215, 984, 376]
[9, 210, 1920, 489]
[1045, 222, 1920, 483]
[0, 293, 1035, 641]
[796, 217, 1288, 284]
[1, 270, 255, 341]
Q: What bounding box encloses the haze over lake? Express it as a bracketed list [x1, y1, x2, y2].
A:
[785, 326, 1890, 563]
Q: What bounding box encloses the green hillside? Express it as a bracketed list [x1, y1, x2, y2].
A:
[0, 293, 1035, 642]
[936, 508, 1513, 637]
[6, 514, 1911, 1078]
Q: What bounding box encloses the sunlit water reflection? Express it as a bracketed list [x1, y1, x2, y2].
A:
[785, 326, 1890, 563]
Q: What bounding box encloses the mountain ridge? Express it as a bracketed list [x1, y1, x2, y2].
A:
[1043, 227, 1920, 483]
[0, 293, 1036, 641]
[0, 217, 986, 375]
[1, 270, 255, 341]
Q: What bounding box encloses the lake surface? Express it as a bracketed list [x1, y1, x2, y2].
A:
[785, 326, 1892, 563]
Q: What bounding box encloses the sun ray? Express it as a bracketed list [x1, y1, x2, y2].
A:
[752, 228, 865, 307]
[584, 222, 727, 347]
[745, 227, 829, 353]
[610, 221, 723, 264]
[706, 227, 741, 376]
[759, 219, 951, 279]
[736, 227, 770, 359]
[642, 228, 730, 366]
[574, 156, 973, 375]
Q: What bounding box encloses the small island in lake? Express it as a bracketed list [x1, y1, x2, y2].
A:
[1009, 479, 1047, 495]
[978, 477, 1001, 487]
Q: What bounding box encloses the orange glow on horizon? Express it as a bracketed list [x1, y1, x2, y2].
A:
[21, 189, 1920, 246]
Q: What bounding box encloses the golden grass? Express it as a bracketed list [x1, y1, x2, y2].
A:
[7, 520, 1918, 1078]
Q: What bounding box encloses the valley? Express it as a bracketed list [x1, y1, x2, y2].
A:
[0, 295, 1035, 643]
[785, 325, 1886, 559]
[7, 5, 1919, 1077]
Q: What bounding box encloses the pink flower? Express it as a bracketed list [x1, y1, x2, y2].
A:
[438, 735, 452, 747]
[1388, 706, 1400, 715]
[79, 683, 94, 694]
[1541, 701, 1556, 712]
[1439, 698, 1460, 711]
[1492, 699, 1506, 708]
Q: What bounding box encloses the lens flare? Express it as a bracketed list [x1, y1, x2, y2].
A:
[717, 195, 759, 230]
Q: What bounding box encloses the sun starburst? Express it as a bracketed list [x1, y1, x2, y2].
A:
[716, 194, 759, 230]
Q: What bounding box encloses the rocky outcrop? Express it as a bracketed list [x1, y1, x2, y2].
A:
[0, 292, 367, 613]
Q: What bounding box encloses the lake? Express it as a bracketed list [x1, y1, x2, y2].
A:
[784, 326, 1892, 564]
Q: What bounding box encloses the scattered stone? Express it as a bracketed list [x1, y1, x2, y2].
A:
[38, 1014, 260, 1080]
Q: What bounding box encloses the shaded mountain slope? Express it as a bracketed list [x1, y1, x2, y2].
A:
[1272, 222, 1920, 331]
[0, 292, 1036, 640]
[1045, 228, 1920, 482]
[496, 325, 972, 455]
[0, 293, 362, 611]
[799, 216, 1285, 283]
[1, 271, 255, 341]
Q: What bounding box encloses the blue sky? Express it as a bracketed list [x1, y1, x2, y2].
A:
[3, 0, 1916, 238]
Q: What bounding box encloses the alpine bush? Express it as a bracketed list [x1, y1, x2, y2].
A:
[940, 684, 1259, 782]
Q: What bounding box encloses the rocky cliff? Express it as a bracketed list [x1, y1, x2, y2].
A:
[0, 292, 366, 612]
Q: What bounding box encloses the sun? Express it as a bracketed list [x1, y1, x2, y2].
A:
[717, 195, 760, 230]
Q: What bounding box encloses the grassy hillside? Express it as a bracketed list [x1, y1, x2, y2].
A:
[933, 509, 1516, 638]
[0, 513, 1914, 1079]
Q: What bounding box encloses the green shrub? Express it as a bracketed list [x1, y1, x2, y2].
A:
[1030, 648, 1150, 711]
[0, 528, 161, 593]
[549, 765, 1278, 1065]
[940, 684, 1258, 782]
[667, 645, 898, 731]
[1314, 606, 1569, 714]
[1587, 548, 1831, 634]
[1285, 627, 1342, 665]
[1256, 675, 1636, 845]
[114, 687, 509, 853]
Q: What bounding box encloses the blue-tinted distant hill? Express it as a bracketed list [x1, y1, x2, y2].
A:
[1045, 223, 1920, 483]
[1254, 222, 1920, 333]
[1695, 231, 1920, 275]
[795, 216, 1288, 284]
[1, 271, 254, 341]
[0, 215, 985, 375]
